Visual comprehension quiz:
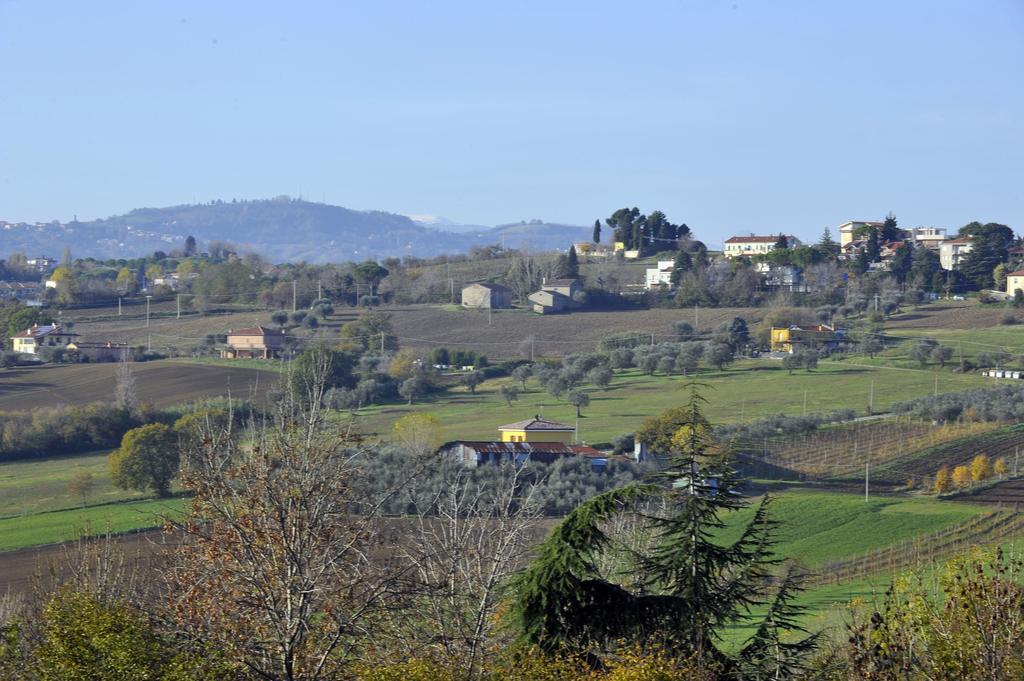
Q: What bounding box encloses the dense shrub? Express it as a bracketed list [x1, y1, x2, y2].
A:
[714, 409, 857, 442]
[362, 449, 642, 517]
[894, 384, 1024, 423]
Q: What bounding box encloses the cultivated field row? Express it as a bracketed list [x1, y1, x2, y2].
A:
[733, 419, 997, 481]
[808, 510, 1024, 586]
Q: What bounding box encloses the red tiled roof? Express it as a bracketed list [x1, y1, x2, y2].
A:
[466, 282, 511, 291]
[499, 417, 575, 431]
[724, 235, 787, 244]
[1007, 271, 1024, 277]
[11, 324, 76, 339]
[227, 325, 284, 337]
[453, 441, 577, 454]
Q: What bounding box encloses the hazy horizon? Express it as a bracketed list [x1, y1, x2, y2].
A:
[2, 1, 1022, 244]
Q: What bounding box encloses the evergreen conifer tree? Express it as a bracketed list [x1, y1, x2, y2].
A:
[565, 245, 579, 278]
[592, 219, 601, 244]
[670, 249, 692, 285]
[512, 386, 817, 675]
[866, 228, 881, 262]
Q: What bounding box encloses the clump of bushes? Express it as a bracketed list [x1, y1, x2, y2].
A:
[894, 384, 1024, 423]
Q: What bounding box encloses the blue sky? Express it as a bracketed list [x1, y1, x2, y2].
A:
[1, 0, 1021, 243]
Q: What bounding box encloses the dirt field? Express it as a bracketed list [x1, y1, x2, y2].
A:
[0, 361, 280, 411]
[68, 302, 765, 359]
[386, 305, 766, 358]
[884, 300, 1007, 330]
[65, 299, 1000, 361]
[0, 529, 170, 596]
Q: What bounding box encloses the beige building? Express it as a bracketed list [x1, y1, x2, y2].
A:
[907, 226, 947, 250]
[541, 278, 581, 298]
[723, 235, 801, 258]
[461, 282, 513, 309]
[220, 326, 286, 359]
[939, 239, 973, 271]
[1007, 271, 1024, 297]
[528, 289, 570, 314]
[10, 324, 77, 354]
[837, 221, 883, 248]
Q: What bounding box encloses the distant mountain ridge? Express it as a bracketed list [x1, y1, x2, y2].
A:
[0, 198, 592, 262]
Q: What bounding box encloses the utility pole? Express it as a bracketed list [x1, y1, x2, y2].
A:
[934, 372, 938, 396]
[651, 333, 655, 346]
[176, 294, 181, 320]
[865, 461, 870, 502]
[317, 279, 322, 300]
[380, 332, 385, 353]
[449, 278, 454, 304]
[292, 281, 297, 312]
[118, 297, 122, 316]
[868, 379, 875, 415]
[145, 295, 152, 327]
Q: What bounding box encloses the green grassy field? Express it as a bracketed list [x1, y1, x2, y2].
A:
[0, 497, 185, 551]
[885, 326, 1024, 361]
[351, 359, 987, 445]
[0, 451, 151, 518]
[718, 490, 984, 568]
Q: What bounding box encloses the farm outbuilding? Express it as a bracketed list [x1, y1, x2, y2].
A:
[461, 282, 513, 309]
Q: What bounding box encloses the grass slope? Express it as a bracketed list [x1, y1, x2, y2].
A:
[0, 498, 185, 552]
[717, 490, 983, 569]
[0, 451, 150, 518]
[353, 360, 986, 445]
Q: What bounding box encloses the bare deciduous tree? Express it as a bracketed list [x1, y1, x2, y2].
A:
[166, 350, 421, 681]
[380, 463, 543, 680]
[114, 356, 137, 415]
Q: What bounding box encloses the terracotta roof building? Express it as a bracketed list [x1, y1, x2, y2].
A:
[220, 325, 286, 360]
[11, 324, 78, 355]
[723, 234, 801, 259]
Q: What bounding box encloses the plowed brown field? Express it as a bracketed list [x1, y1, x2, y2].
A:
[0, 360, 279, 411]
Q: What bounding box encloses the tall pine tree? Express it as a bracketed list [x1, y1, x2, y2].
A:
[512, 387, 816, 674]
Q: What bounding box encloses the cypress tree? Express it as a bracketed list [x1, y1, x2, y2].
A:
[592, 219, 601, 244]
[565, 245, 579, 278]
[866, 228, 881, 263]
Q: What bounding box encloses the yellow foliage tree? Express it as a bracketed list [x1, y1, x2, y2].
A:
[994, 456, 1008, 478]
[952, 465, 972, 488]
[145, 263, 165, 282]
[970, 454, 991, 482]
[392, 413, 443, 455]
[934, 466, 952, 494]
[49, 266, 73, 282]
[115, 267, 135, 293]
[387, 348, 421, 381]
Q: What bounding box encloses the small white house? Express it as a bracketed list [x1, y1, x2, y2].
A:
[645, 261, 676, 289]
